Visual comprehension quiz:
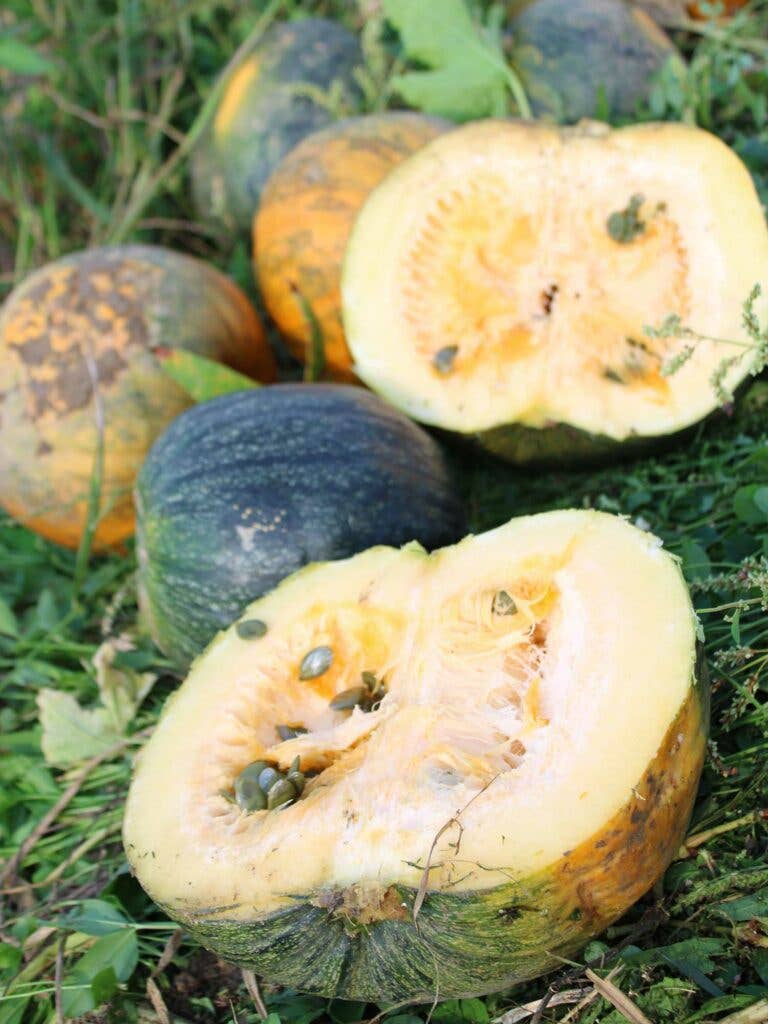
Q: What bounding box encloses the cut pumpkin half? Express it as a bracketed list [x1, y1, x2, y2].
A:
[124, 510, 706, 1001]
[342, 120, 768, 463]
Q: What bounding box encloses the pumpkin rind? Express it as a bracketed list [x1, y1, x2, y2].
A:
[135, 384, 466, 669]
[0, 245, 274, 549]
[191, 18, 362, 235]
[255, 113, 450, 379]
[125, 511, 706, 1001]
[507, 0, 678, 122]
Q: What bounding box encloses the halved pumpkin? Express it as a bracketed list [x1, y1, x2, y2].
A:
[124, 510, 706, 1001]
[342, 120, 768, 464]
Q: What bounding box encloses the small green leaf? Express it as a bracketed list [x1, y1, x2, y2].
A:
[64, 899, 131, 936]
[63, 931, 138, 1017]
[0, 38, 56, 76]
[155, 347, 259, 403]
[733, 485, 768, 525]
[93, 636, 157, 733]
[37, 689, 121, 768]
[89, 966, 118, 1005]
[0, 597, 19, 637]
[678, 538, 711, 582]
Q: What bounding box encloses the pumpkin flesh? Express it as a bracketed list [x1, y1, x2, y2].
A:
[124, 510, 705, 999]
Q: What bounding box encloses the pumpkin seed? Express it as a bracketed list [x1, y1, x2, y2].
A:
[236, 618, 267, 639]
[492, 590, 517, 616]
[267, 778, 296, 810]
[432, 345, 459, 375]
[329, 685, 368, 711]
[258, 766, 281, 793]
[299, 645, 334, 680]
[234, 763, 270, 812]
[276, 724, 307, 741]
[290, 756, 301, 774]
[286, 771, 305, 796]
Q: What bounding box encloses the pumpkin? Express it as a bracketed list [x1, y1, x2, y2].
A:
[191, 18, 362, 235]
[135, 384, 466, 669]
[254, 113, 450, 379]
[506, 0, 679, 122]
[0, 245, 274, 549]
[124, 509, 706, 1001]
[342, 119, 768, 465]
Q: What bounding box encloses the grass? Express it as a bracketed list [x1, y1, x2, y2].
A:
[1, 0, 768, 1021]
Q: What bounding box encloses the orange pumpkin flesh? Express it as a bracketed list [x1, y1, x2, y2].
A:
[254, 113, 449, 379]
[0, 245, 275, 550]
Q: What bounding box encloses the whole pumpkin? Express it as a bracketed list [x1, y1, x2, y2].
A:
[255, 113, 450, 379]
[0, 245, 274, 549]
[135, 383, 467, 669]
[506, 0, 679, 122]
[191, 18, 362, 235]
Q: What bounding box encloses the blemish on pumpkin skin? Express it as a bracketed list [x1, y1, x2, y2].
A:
[4, 257, 156, 420]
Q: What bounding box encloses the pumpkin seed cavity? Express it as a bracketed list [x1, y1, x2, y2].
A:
[299, 644, 334, 680]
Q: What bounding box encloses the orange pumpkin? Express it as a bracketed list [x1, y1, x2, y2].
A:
[0, 244, 275, 549]
[254, 113, 449, 380]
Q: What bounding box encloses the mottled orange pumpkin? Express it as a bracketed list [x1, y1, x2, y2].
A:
[254, 113, 449, 379]
[0, 245, 275, 549]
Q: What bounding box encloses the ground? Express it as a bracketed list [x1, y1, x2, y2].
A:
[1, 1, 768, 1022]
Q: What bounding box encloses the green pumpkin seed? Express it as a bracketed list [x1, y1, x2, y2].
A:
[234, 764, 269, 812]
[290, 756, 301, 774]
[267, 778, 296, 810]
[276, 725, 307, 741]
[361, 671, 378, 691]
[258, 766, 281, 793]
[492, 590, 517, 616]
[432, 345, 459, 375]
[286, 771, 305, 796]
[236, 618, 267, 639]
[329, 685, 368, 711]
[299, 645, 334, 680]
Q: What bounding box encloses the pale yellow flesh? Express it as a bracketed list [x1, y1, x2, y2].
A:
[124, 511, 697, 919]
[342, 120, 768, 438]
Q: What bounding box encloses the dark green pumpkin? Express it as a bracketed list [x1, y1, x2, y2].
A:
[507, 0, 679, 122]
[135, 385, 466, 669]
[191, 18, 362, 234]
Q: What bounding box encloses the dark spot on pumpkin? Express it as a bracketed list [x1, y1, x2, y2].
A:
[569, 907, 583, 921]
[17, 335, 53, 366]
[36, 440, 53, 456]
[5, 257, 155, 420]
[497, 904, 522, 922]
[594, 839, 607, 848]
[630, 808, 644, 824]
